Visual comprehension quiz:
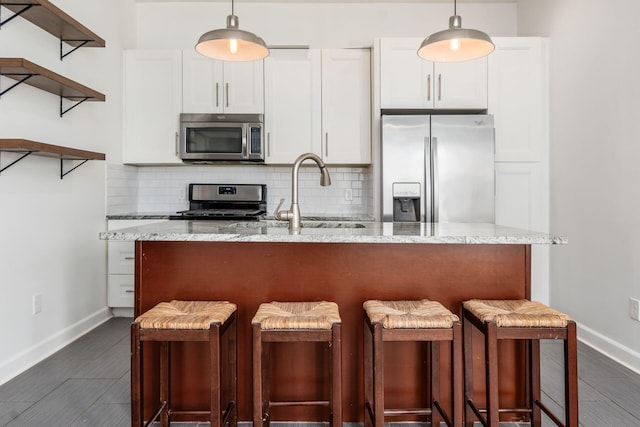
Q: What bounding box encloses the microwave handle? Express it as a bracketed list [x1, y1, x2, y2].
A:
[242, 127, 248, 157]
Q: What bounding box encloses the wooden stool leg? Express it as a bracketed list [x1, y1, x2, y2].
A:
[452, 322, 463, 427]
[131, 323, 142, 427]
[363, 317, 373, 427]
[229, 314, 238, 427]
[485, 322, 499, 427]
[463, 313, 475, 427]
[331, 323, 343, 427]
[252, 324, 264, 427]
[430, 341, 442, 427]
[529, 339, 542, 427]
[372, 322, 385, 427]
[565, 322, 579, 427]
[210, 324, 221, 427]
[159, 341, 170, 427]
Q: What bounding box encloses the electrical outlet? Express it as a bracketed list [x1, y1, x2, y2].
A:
[32, 294, 42, 315]
[345, 188, 353, 201]
[629, 298, 640, 321]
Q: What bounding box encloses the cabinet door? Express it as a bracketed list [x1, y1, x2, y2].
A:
[182, 49, 224, 113]
[435, 58, 487, 109]
[123, 50, 183, 164]
[489, 38, 545, 161]
[223, 61, 264, 113]
[380, 38, 433, 108]
[321, 49, 371, 164]
[183, 50, 264, 114]
[264, 49, 322, 164]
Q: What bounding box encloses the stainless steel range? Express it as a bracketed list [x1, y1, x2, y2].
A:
[171, 184, 267, 220]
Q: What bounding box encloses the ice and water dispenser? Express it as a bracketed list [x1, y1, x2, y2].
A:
[392, 182, 421, 222]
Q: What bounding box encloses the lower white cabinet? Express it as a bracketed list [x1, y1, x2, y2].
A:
[107, 220, 165, 314]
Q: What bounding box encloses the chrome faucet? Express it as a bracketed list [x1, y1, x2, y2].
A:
[274, 152, 331, 233]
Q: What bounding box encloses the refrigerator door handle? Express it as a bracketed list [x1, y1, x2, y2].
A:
[431, 136, 439, 222]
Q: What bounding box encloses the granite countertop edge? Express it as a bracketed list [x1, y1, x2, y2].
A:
[100, 220, 567, 245]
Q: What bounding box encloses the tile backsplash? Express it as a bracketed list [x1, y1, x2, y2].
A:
[107, 163, 375, 218]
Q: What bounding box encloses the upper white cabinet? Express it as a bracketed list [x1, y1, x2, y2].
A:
[264, 49, 322, 164]
[182, 50, 264, 114]
[489, 37, 546, 162]
[264, 48, 371, 165]
[123, 50, 183, 164]
[380, 38, 487, 110]
[321, 49, 371, 164]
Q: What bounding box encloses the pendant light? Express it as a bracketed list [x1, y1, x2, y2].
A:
[195, 0, 269, 62]
[417, 0, 494, 62]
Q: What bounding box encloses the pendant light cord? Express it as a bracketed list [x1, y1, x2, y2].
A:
[453, 0, 457, 15]
[231, 0, 235, 15]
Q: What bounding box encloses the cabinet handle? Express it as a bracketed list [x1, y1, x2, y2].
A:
[427, 74, 431, 101]
[267, 132, 271, 157]
[325, 133, 329, 157]
[125, 289, 134, 294]
[124, 256, 134, 260]
[438, 74, 442, 101]
[226, 83, 229, 108]
[215, 83, 219, 107]
[175, 132, 179, 156]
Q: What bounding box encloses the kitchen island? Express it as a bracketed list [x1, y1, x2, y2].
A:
[100, 221, 565, 423]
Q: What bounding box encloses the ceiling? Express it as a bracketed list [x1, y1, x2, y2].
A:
[137, 0, 516, 3]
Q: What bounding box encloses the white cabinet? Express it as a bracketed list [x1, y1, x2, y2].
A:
[321, 49, 371, 164]
[380, 38, 487, 109]
[264, 49, 322, 163]
[106, 220, 166, 315]
[489, 38, 546, 161]
[495, 163, 547, 232]
[123, 50, 183, 165]
[182, 50, 264, 114]
[264, 48, 371, 165]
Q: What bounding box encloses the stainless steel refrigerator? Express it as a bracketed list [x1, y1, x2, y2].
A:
[382, 114, 495, 223]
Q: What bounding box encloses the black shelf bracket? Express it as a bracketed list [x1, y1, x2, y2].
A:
[60, 158, 89, 179]
[60, 39, 90, 60]
[0, 73, 34, 97]
[60, 96, 90, 117]
[0, 3, 36, 28]
[0, 150, 33, 175]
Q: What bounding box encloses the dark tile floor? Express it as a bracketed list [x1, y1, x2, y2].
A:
[1, 317, 639, 426]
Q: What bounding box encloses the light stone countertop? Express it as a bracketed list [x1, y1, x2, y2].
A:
[99, 220, 567, 245]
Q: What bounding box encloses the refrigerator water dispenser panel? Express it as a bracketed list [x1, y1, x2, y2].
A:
[393, 182, 421, 222]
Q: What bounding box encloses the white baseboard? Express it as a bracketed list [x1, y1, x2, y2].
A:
[577, 321, 640, 375]
[0, 308, 113, 385]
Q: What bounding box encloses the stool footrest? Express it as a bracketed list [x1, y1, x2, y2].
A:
[270, 400, 330, 407]
[383, 408, 432, 416]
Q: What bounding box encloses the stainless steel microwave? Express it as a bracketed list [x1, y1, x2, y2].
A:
[179, 113, 264, 162]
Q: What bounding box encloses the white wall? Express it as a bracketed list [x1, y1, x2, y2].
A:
[518, 0, 640, 373]
[0, 0, 136, 384]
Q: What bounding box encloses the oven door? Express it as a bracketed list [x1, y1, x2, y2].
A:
[180, 122, 247, 161]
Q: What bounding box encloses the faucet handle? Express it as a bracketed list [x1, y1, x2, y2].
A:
[274, 198, 292, 221]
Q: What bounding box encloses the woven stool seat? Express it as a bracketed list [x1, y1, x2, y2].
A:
[364, 299, 459, 329]
[463, 299, 571, 328]
[252, 301, 341, 330]
[135, 300, 237, 330]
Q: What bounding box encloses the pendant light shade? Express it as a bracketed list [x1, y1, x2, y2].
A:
[195, 1, 269, 62]
[417, 1, 494, 62]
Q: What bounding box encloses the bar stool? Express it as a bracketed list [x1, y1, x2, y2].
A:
[462, 299, 578, 427]
[363, 299, 463, 427]
[252, 301, 342, 427]
[131, 300, 237, 427]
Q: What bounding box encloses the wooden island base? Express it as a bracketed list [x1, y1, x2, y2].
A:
[135, 241, 531, 422]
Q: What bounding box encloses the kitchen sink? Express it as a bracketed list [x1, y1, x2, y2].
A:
[230, 220, 367, 229]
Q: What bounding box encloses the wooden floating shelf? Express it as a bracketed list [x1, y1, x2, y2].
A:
[0, 0, 105, 51]
[0, 58, 105, 115]
[0, 138, 105, 179]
